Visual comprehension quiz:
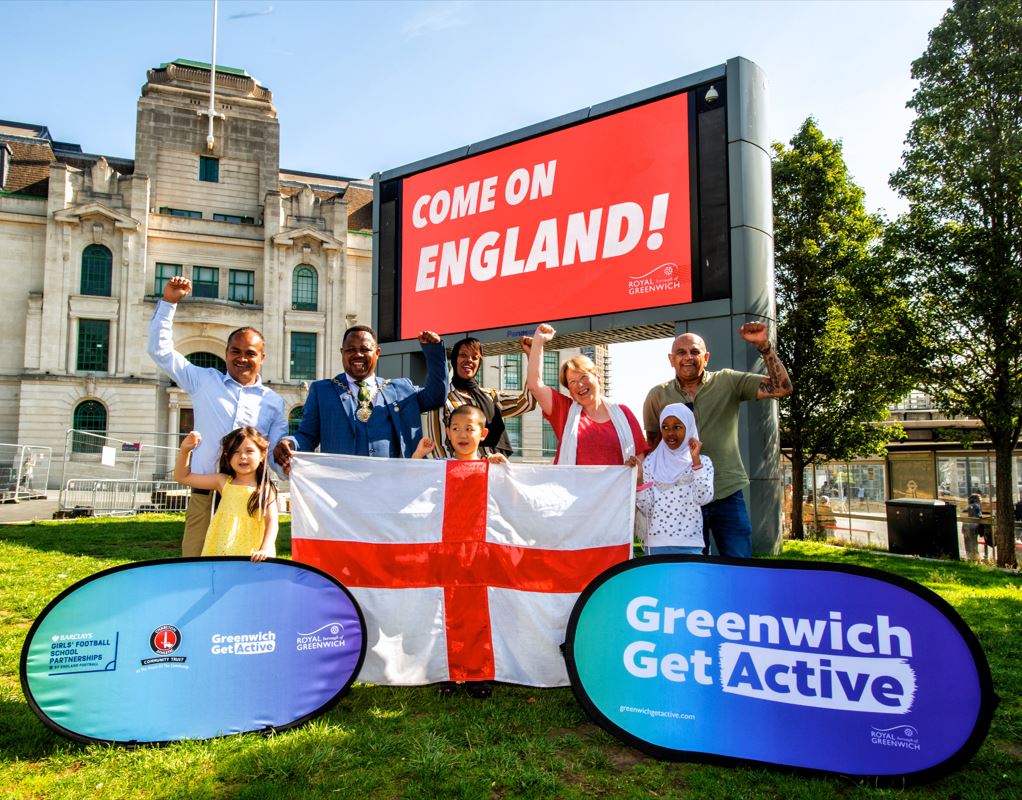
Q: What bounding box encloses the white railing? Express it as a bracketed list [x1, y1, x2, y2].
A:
[0, 443, 52, 502]
[57, 429, 288, 517]
[58, 479, 189, 517]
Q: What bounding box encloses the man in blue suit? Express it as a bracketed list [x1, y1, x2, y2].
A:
[273, 325, 447, 471]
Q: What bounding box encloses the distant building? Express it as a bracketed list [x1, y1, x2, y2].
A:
[783, 389, 1021, 542]
[0, 60, 373, 482]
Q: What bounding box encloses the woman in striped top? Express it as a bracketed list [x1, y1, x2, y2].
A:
[421, 337, 536, 459]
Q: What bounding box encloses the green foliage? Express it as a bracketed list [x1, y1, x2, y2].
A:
[774, 118, 922, 467]
[1, 520, 1021, 798]
[890, 0, 1022, 566]
[773, 117, 923, 538]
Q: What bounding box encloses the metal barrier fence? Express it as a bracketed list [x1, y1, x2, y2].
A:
[57, 429, 289, 517]
[58, 429, 185, 516]
[59, 429, 181, 486]
[58, 479, 190, 517]
[0, 443, 52, 502]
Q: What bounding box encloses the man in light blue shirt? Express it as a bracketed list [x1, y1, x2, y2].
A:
[148, 275, 287, 556]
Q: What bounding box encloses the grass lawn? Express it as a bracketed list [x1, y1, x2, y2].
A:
[1, 516, 1019, 799]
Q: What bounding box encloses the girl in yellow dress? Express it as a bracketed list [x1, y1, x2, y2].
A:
[174, 427, 278, 561]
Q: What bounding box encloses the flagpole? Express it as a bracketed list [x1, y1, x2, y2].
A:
[202, 0, 223, 150]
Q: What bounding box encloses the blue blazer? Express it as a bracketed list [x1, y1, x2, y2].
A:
[292, 341, 448, 458]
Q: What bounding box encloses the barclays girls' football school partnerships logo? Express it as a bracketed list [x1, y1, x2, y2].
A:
[565, 559, 995, 781]
[46, 631, 118, 675]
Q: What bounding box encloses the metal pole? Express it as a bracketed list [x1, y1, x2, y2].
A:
[132, 443, 142, 513]
[14, 444, 24, 500]
[206, 0, 218, 150]
[59, 430, 72, 509]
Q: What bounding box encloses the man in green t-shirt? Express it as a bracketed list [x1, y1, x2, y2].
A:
[642, 322, 792, 557]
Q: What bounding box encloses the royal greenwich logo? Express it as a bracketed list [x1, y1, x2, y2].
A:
[870, 725, 921, 751]
[627, 263, 681, 297]
[296, 622, 346, 652]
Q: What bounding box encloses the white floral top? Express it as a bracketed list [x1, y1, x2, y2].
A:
[636, 456, 715, 549]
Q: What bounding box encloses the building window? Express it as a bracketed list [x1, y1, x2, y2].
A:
[72, 400, 107, 454]
[229, 270, 255, 304]
[288, 406, 304, 436]
[213, 213, 255, 224]
[186, 352, 226, 372]
[80, 244, 112, 296]
[76, 319, 110, 372]
[199, 156, 219, 183]
[503, 355, 522, 390]
[154, 263, 182, 295]
[192, 266, 219, 299]
[543, 351, 559, 387]
[292, 265, 318, 311]
[893, 390, 935, 411]
[290, 332, 317, 381]
[504, 416, 521, 455]
[937, 455, 993, 502]
[542, 420, 558, 457]
[159, 207, 202, 219]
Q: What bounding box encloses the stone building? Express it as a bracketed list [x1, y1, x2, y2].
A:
[0, 60, 373, 484]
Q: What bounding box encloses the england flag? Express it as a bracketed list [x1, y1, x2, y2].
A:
[289, 453, 634, 687]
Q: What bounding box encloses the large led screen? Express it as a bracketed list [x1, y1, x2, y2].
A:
[391, 92, 694, 340]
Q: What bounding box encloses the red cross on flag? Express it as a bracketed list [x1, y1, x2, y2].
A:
[289, 453, 634, 687]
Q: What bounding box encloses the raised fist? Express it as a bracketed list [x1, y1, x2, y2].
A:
[163, 276, 192, 304]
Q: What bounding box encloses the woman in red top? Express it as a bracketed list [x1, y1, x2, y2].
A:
[523, 323, 648, 466]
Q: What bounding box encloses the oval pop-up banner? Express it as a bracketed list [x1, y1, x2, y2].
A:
[21, 558, 366, 745]
[564, 558, 996, 782]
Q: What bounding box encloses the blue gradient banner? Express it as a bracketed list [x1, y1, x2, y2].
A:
[564, 558, 995, 781]
[21, 558, 366, 744]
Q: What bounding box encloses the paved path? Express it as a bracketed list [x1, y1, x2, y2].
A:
[0, 493, 60, 524]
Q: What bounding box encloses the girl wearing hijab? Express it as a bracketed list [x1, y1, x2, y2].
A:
[636, 402, 715, 555]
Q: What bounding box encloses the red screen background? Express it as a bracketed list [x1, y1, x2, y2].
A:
[399, 93, 691, 338]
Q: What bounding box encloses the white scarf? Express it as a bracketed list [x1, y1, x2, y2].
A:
[558, 400, 635, 465]
[644, 402, 699, 483]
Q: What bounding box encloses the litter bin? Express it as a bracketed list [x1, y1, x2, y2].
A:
[885, 498, 959, 559]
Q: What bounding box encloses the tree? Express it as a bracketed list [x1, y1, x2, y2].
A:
[774, 118, 923, 540]
[890, 0, 1022, 567]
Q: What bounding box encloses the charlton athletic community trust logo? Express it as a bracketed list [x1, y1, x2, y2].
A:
[140, 624, 188, 667]
[628, 262, 681, 296]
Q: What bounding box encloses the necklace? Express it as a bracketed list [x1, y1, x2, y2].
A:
[335, 376, 391, 423]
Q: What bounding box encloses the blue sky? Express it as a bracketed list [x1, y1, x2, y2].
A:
[3, 0, 950, 411]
